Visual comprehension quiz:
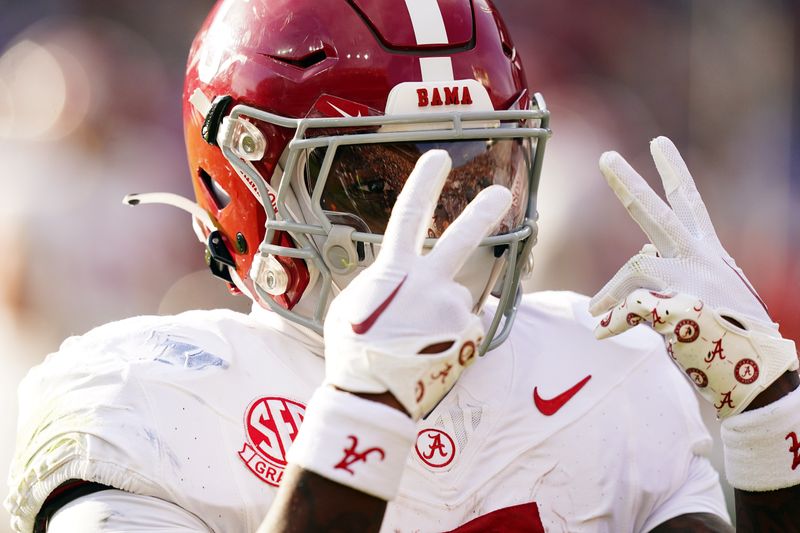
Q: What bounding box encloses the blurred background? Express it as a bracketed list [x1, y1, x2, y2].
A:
[0, 0, 797, 529]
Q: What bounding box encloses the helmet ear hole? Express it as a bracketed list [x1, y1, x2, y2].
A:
[198, 168, 231, 210]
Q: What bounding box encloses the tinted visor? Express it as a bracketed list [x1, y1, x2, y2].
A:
[305, 139, 530, 238]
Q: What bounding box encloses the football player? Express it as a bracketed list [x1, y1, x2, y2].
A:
[6, 1, 799, 532]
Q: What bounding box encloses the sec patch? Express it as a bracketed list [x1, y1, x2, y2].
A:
[238, 396, 306, 487]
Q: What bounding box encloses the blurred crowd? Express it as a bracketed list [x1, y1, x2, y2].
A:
[1, 1, 797, 530]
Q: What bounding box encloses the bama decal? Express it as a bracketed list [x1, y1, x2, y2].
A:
[238, 396, 306, 487]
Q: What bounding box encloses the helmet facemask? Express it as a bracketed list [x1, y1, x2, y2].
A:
[218, 93, 550, 354]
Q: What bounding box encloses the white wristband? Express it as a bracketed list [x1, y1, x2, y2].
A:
[286, 386, 416, 500]
[722, 381, 800, 491]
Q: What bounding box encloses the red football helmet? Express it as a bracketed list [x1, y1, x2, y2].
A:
[130, 0, 550, 352]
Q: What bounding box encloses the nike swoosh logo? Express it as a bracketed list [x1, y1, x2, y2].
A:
[350, 276, 407, 335]
[533, 375, 592, 416]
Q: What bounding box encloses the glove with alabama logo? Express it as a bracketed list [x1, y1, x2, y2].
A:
[588, 137, 797, 419]
[323, 149, 511, 420]
[286, 150, 511, 500]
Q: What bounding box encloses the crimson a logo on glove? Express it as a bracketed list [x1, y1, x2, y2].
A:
[674, 319, 700, 343]
[685, 368, 709, 388]
[238, 396, 306, 487]
[626, 313, 644, 326]
[734, 358, 759, 385]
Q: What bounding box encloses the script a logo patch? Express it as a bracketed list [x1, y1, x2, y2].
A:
[238, 396, 305, 487]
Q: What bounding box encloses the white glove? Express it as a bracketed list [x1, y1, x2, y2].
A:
[589, 137, 797, 418]
[323, 150, 512, 420]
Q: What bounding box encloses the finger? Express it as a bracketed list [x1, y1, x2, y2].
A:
[650, 136, 721, 245]
[588, 253, 667, 316]
[427, 185, 512, 277]
[594, 288, 664, 339]
[595, 288, 703, 342]
[599, 151, 690, 257]
[639, 243, 660, 257]
[381, 150, 452, 261]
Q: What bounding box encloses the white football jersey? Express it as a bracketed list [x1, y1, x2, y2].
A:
[5, 291, 729, 532]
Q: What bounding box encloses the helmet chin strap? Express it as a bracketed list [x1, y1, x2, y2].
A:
[228, 266, 255, 301]
[473, 252, 508, 314]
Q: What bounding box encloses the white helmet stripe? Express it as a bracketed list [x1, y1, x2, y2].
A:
[404, 0, 448, 44]
[419, 57, 454, 81]
[403, 0, 454, 81]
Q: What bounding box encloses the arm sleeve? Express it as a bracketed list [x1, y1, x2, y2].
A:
[641, 455, 732, 533]
[47, 490, 212, 533]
